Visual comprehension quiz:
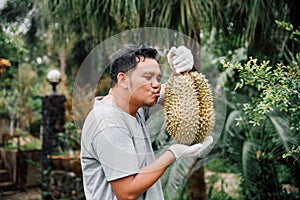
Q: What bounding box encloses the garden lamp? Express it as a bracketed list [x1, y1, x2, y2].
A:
[46, 69, 61, 94]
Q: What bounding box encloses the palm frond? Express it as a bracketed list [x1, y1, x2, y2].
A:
[225, 110, 240, 137]
[161, 157, 195, 200]
[241, 140, 257, 182]
[268, 115, 297, 152]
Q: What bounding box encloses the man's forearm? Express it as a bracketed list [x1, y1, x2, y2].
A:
[110, 151, 175, 199]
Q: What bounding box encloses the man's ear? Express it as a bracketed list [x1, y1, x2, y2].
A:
[117, 72, 128, 88]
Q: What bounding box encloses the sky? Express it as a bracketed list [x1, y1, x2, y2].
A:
[0, 0, 7, 9]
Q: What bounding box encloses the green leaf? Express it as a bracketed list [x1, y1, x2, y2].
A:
[268, 116, 297, 152]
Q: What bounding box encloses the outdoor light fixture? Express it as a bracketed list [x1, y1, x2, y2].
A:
[47, 69, 61, 94]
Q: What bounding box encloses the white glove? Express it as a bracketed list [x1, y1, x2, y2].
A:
[168, 136, 213, 159]
[167, 46, 194, 74]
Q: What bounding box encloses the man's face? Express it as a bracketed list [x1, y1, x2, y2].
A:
[126, 57, 162, 107]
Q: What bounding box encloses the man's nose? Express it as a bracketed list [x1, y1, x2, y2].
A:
[151, 81, 160, 88]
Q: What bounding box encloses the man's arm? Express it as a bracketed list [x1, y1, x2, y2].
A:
[110, 150, 175, 200]
[110, 136, 213, 200]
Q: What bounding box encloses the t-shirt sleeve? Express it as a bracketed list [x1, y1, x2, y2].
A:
[92, 126, 139, 181]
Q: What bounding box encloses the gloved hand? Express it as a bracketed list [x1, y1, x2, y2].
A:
[167, 46, 194, 74]
[168, 136, 213, 159]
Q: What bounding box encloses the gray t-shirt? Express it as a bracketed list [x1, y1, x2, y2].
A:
[81, 98, 164, 200]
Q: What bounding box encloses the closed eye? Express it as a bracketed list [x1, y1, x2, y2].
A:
[142, 71, 162, 82]
[143, 76, 152, 80]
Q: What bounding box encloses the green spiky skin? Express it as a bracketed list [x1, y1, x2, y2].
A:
[164, 71, 215, 145]
[164, 75, 200, 145]
[189, 71, 215, 144]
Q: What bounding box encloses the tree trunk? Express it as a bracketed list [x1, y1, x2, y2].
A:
[59, 48, 72, 122]
[188, 159, 207, 200]
[9, 114, 14, 136]
[186, 12, 206, 199]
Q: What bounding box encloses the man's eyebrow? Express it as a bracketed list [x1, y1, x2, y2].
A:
[142, 70, 161, 75]
[142, 71, 162, 76]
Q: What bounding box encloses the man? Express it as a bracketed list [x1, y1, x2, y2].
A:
[80, 44, 213, 200]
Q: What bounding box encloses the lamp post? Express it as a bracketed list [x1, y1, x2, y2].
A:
[46, 69, 62, 95]
[42, 69, 65, 199]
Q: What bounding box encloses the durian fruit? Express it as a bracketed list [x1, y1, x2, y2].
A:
[164, 71, 215, 145]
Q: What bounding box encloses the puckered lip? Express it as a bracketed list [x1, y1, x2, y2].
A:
[153, 93, 160, 98]
[151, 89, 160, 98]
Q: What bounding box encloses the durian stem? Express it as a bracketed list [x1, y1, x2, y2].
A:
[181, 71, 188, 76]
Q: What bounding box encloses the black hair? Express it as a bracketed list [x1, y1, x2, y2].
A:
[109, 44, 159, 87]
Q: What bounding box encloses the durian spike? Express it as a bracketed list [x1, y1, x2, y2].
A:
[164, 70, 215, 145]
[164, 72, 200, 145]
